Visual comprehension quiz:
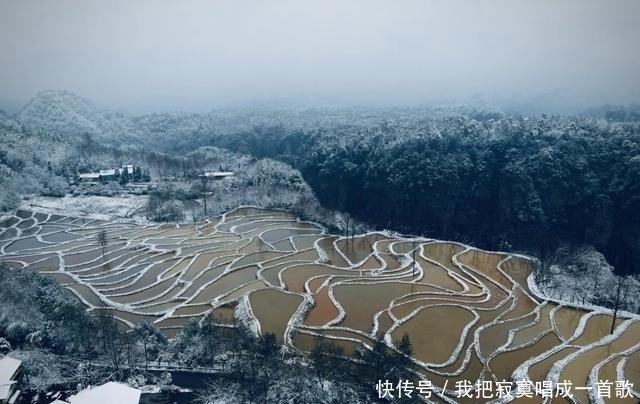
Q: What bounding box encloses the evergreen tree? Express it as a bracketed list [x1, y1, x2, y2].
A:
[119, 167, 130, 185]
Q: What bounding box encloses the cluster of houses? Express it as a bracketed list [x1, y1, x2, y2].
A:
[198, 170, 234, 180]
[78, 164, 135, 183]
[0, 357, 141, 404]
[77, 164, 151, 186]
[76, 166, 234, 185]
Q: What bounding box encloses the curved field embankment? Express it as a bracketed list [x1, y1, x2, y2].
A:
[1, 208, 638, 403]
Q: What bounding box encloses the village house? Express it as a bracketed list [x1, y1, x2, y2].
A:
[0, 357, 22, 404]
[78, 164, 138, 183]
[198, 170, 234, 180]
[48, 382, 141, 404]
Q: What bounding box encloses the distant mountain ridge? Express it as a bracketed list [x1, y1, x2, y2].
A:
[10, 89, 639, 154]
[16, 90, 144, 145]
[11, 90, 508, 152]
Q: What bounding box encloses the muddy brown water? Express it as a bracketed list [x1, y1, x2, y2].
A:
[271, 238, 294, 251]
[227, 250, 287, 269]
[134, 301, 183, 314]
[292, 331, 362, 356]
[291, 234, 324, 250]
[624, 349, 640, 398]
[103, 259, 180, 295]
[2, 207, 639, 396]
[180, 264, 229, 297]
[375, 310, 395, 334]
[508, 304, 554, 348]
[437, 301, 513, 374]
[490, 332, 562, 380]
[88, 263, 149, 285]
[188, 265, 259, 304]
[237, 236, 274, 254]
[89, 308, 161, 325]
[478, 312, 537, 358]
[249, 288, 304, 343]
[559, 321, 640, 403]
[261, 227, 321, 244]
[260, 248, 319, 267]
[457, 249, 511, 289]
[572, 313, 623, 346]
[281, 263, 354, 293]
[182, 254, 236, 282]
[304, 286, 340, 327]
[172, 304, 213, 316]
[109, 276, 180, 304]
[259, 261, 301, 288]
[527, 346, 579, 383]
[415, 256, 468, 292]
[500, 256, 535, 296]
[335, 233, 389, 264]
[232, 219, 298, 234]
[392, 305, 476, 365]
[208, 304, 236, 324]
[65, 283, 106, 307]
[131, 282, 188, 308]
[503, 289, 538, 320]
[219, 280, 269, 303]
[317, 236, 350, 267]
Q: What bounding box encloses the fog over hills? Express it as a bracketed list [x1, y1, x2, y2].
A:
[2, 1, 640, 114]
[15, 90, 144, 144]
[7, 88, 629, 149]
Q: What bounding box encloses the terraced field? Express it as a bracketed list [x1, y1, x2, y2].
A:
[1, 208, 638, 403]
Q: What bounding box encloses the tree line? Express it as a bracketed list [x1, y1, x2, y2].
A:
[199, 115, 640, 276]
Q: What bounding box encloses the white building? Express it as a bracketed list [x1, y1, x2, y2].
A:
[0, 357, 22, 404]
[78, 164, 136, 183]
[78, 173, 100, 180]
[49, 382, 141, 404]
[199, 171, 234, 180]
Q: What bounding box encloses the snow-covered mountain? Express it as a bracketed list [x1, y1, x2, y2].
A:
[16, 90, 144, 145]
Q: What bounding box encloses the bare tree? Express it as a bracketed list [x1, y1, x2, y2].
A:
[96, 230, 108, 261]
[412, 239, 418, 278]
[200, 175, 209, 215]
[610, 276, 629, 334]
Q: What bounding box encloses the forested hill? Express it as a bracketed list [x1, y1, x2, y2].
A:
[203, 117, 640, 276]
[3, 90, 640, 275]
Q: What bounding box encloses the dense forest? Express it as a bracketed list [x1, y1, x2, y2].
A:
[197, 115, 640, 276]
[2, 90, 639, 277]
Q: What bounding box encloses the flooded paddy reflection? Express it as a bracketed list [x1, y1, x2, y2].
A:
[0, 206, 638, 403]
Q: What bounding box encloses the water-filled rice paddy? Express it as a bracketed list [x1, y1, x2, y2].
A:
[1, 208, 638, 403]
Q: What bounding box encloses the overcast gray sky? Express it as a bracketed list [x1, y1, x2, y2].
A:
[1, 0, 639, 112]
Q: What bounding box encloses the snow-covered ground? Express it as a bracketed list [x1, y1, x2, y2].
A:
[20, 195, 150, 223]
[532, 246, 640, 315]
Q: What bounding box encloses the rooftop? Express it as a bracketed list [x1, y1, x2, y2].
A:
[0, 357, 21, 383]
[68, 382, 140, 404]
[200, 171, 234, 177]
[0, 357, 21, 402]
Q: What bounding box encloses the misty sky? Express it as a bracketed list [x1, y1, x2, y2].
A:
[1, 0, 639, 112]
